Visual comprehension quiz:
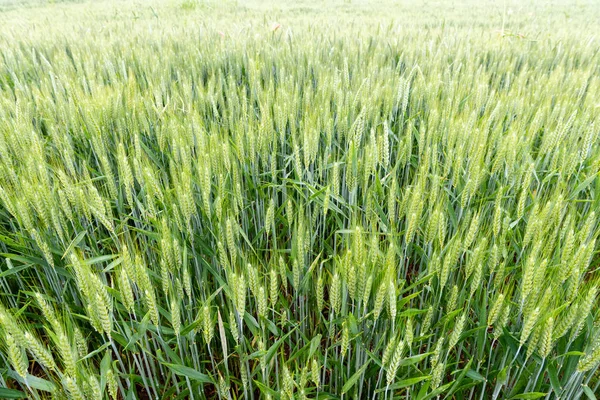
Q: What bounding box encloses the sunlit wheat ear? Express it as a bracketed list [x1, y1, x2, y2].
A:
[539, 317, 554, 359]
[292, 259, 301, 291]
[217, 373, 231, 400]
[170, 298, 181, 337]
[387, 279, 397, 320]
[431, 362, 445, 390]
[571, 287, 598, 342]
[56, 330, 76, 376]
[449, 312, 466, 351]
[447, 285, 459, 313]
[202, 304, 214, 344]
[405, 318, 414, 348]
[270, 267, 279, 307]
[386, 339, 404, 387]
[226, 217, 237, 267]
[24, 331, 56, 370]
[362, 274, 373, 306]
[331, 272, 341, 314]
[578, 340, 600, 372]
[105, 368, 119, 400]
[247, 263, 259, 296]
[229, 311, 239, 345]
[86, 375, 102, 399]
[282, 364, 294, 399]
[235, 273, 247, 317]
[487, 293, 505, 326]
[340, 320, 349, 356]
[520, 307, 541, 347]
[470, 262, 483, 297]
[34, 292, 59, 331]
[64, 376, 85, 400]
[5, 332, 28, 379]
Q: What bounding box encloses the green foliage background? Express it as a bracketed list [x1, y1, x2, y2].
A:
[0, 0, 599, 399]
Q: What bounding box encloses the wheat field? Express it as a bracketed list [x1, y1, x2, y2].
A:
[0, 0, 599, 399]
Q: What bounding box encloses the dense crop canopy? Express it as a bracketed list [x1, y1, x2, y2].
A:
[0, 0, 599, 399]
